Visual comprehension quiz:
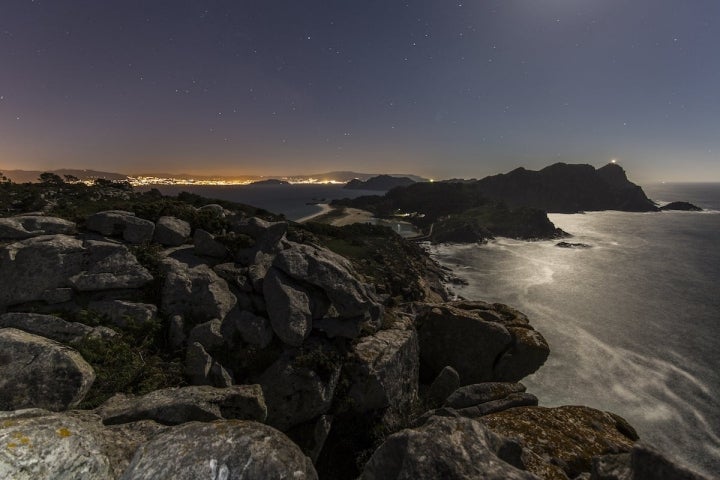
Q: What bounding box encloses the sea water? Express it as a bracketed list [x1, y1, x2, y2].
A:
[145, 184, 378, 220]
[429, 183, 720, 476]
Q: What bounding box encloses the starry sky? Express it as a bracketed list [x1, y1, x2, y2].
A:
[1, 0, 718, 181]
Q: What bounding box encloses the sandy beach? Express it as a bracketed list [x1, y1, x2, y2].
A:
[295, 203, 334, 223]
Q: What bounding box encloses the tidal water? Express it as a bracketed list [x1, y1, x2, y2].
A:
[145, 184, 378, 220]
[429, 183, 720, 476]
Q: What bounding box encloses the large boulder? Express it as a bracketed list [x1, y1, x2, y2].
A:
[0, 215, 76, 240]
[0, 409, 166, 480]
[481, 405, 638, 479]
[161, 258, 237, 323]
[120, 420, 318, 479]
[153, 216, 191, 246]
[0, 312, 97, 344]
[95, 384, 267, 426]
[86, 210, 155, 244]
[263, 267, 313, 346]
[346, 320, 419, 412]
[0, 328, 95, 411]
[273, 241, 382, 322]
[193, 228, 228, 258]
[360, 415, 539, 479]
[69, 240, 153, 291]
[0, 235, 85, 307]
[259, 349, 342, 431]
[417, 302, 549, 385]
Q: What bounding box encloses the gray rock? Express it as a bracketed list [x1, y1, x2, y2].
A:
[86, 210, 135, 236]
[69, 240, 153, 291]
[360, 415, 539, 479]
[96, 384, 267, 426]
[0, 215, 76, 239]
[193, 228, 228, 258]
[161, 258, 237, 323]
[0, 409, 167, 480]
[184, 342, 233, 387]
[426, 366, 460, 408]
[120, 420, 318, 480]
[445, 382, 528, 409]
[592, 452, 633, 480]
[434, 392, 539, 420]
[263, 267, 313, 346]
[87, 300, 157, 328]
[188, 319, 224, 352]
[121, 216, 155, 244]
[221, 308, 273, 348]
[259, 351, 341, 431]
[312, 315, 364, 339]
[0, 410, 113, 480]
[0, 328, 95, 411]
[198, 203, 227, 217]
[153, 216, 191, 246]
[346, 323, 419, 412]
[0, 312, 96, 344]
[0, 235, 85, 308]
[274, 241, 382, 321]
[231, 216, 287, 253]
[417, 303, 548, 385]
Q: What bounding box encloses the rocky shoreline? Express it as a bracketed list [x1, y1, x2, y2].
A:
[0, 180, 709, 479]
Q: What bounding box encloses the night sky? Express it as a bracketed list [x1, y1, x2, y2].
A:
[1, 0, 718, 181]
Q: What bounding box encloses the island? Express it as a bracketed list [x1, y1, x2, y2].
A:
[344, 174, 417, 191]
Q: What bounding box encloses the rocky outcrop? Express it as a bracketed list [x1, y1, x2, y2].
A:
[481, 405, 638, 479]
[659, 201, 702, 211]
[160, 258, 237, 323]
[417, 302, 549, 385]
[345, 319, 419, 412]
[68, 240, 153, 291]
[86, 210, 155, 244]
[361, 415, 539, 479]
[120, 420, 318, 479]
[0, 328, 95, 411]
[153, 216, 191, 246]
[95, 384, 267, 426]
[274, 242, 382, 322]
[0, 215, 76, 239]
[0, 235, 85, 307]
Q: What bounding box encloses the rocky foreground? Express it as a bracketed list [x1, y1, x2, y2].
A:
[0, 185, 709, 479]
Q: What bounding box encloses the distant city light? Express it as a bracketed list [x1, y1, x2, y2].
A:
[611, 159, 617, 164]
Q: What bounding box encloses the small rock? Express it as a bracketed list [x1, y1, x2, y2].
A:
[121, 216, 155, 244]
[153, 216, 191, 246]
[445, 382, 527, 409]
[426, 366, 460, 408]
[167, 315, 186, 351]
[556, 241, 592, 248]
[0, 215, 76, 240]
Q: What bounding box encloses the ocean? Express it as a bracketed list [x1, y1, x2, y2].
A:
[144, 184, 379, 221]
[429, 183, 720, 476]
